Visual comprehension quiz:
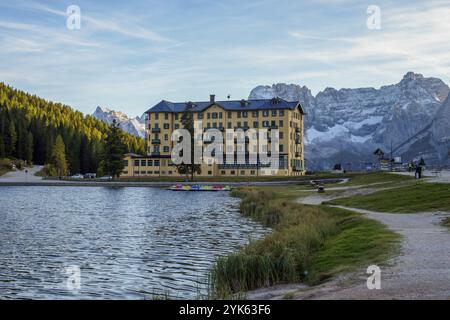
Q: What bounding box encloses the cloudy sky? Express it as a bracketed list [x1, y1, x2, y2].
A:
[0, 0, 449, 116]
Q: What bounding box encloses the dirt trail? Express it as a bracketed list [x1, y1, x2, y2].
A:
[0, 166, 43, 183]
[249, 185, 450, 300]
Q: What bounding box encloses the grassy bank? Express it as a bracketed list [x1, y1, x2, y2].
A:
[209, 187, 399, 298]
[326, 182, 450, 213]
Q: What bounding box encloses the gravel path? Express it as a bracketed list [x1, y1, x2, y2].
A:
[0, 166, 43, 182]
[250, 185, 450, 300]
[301, 206, 450, 300]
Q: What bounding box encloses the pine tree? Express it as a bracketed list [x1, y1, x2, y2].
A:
[175, 108, 201, 181]
[51, 135, 68, 177]
[7, 121, 17, 157]
[0, 135, 5, 158]
[25, 131, 33, 164]
[102, 120, 126, 179]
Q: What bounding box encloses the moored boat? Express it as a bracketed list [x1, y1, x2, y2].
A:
[169, 185, 232, 192]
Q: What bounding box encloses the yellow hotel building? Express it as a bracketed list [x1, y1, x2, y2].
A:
[122, 95, 305, 177]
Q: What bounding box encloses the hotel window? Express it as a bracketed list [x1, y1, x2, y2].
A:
[175, 113, 179, 120]
[198, 113, 203, 120]
[154, 160, 160, 166]
[271, 120, 276, 127]
[134, 171, 139, 175]
[272, 110, 277, 117]
[141, 171, 146, 175]
[262, 121, 269, 127]
[228, 112, 232, 118]
[213, 123, 217, 128]
[243, 111, 248, 118]
[228, 122, 232, 129]
[164, 123, 170, 129]
[141, 160, 147, 166]
[243, 121, 248, 128]
[279, 110, 285, 117]
[123, 160, 128, 167]
[134, 160, 140, 166]
[147, 114, 151, 121]
[280, 145, 284, 153]
[237, 111, 241, 118]
[280, 132, 284, 139]
[155, 113, 159, 120]
[219, 123, 223, 129]
[221, 170, 226, 175]
[164, 146, 170, 153]
[207, 123, 211, 128]
[154, 123, 159, 129]
[148, 160, 153, 166]
[253, 121, 259, 128]
[263, 111, 269, 117]
[219, 112, 223, 119]
[279, 120, 284, 127]
[237, 122, 241, 128]
[231, 171, 236, 175]
[123, 171, 128, 174]
[165, 134, 169, 141]
[165, 113, 169, 120]
[252, 111, 259, 117]
[148, 171, 153, 174]
[241, 171, 246, 175]
[175, 124, 180, 129]
[208, 171, 212, 175]
[251, 170, 256, 175]
[212, 112, 218, 119]
[207, 113, 211, 119]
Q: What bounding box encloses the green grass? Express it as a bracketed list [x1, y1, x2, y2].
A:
[209, 187, 399, 298]
[308, 206, 400, 283]
[326, 182, 450, 213]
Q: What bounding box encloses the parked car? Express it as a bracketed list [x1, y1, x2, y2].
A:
[98, 176, 113, 181]
[84, 173, 97, 179]
[71, 174, 84, 179]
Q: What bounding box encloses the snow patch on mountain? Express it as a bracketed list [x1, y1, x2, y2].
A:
[93, 107, 146, 138]
[250, 72, 450, 170]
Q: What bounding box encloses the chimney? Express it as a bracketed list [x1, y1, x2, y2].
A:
[210, 94, 216, 103]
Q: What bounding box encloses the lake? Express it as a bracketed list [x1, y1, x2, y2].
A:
[0, 186, 269, 300]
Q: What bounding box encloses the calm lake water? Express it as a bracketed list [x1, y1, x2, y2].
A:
[0, 186, 269, 300]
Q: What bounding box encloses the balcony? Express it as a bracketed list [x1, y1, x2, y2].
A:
[152, 128, 161, 133]
[152, 139, 161, 145]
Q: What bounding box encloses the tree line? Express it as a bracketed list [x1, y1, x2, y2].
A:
[0, 82, 145, 175]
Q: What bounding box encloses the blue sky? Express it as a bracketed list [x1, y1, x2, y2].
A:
[1, 0, 449, 116]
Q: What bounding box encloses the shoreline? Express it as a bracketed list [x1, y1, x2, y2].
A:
[0, 178, 345, 188]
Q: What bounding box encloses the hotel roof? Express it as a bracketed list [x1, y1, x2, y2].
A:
[145, 98, 304, 114]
